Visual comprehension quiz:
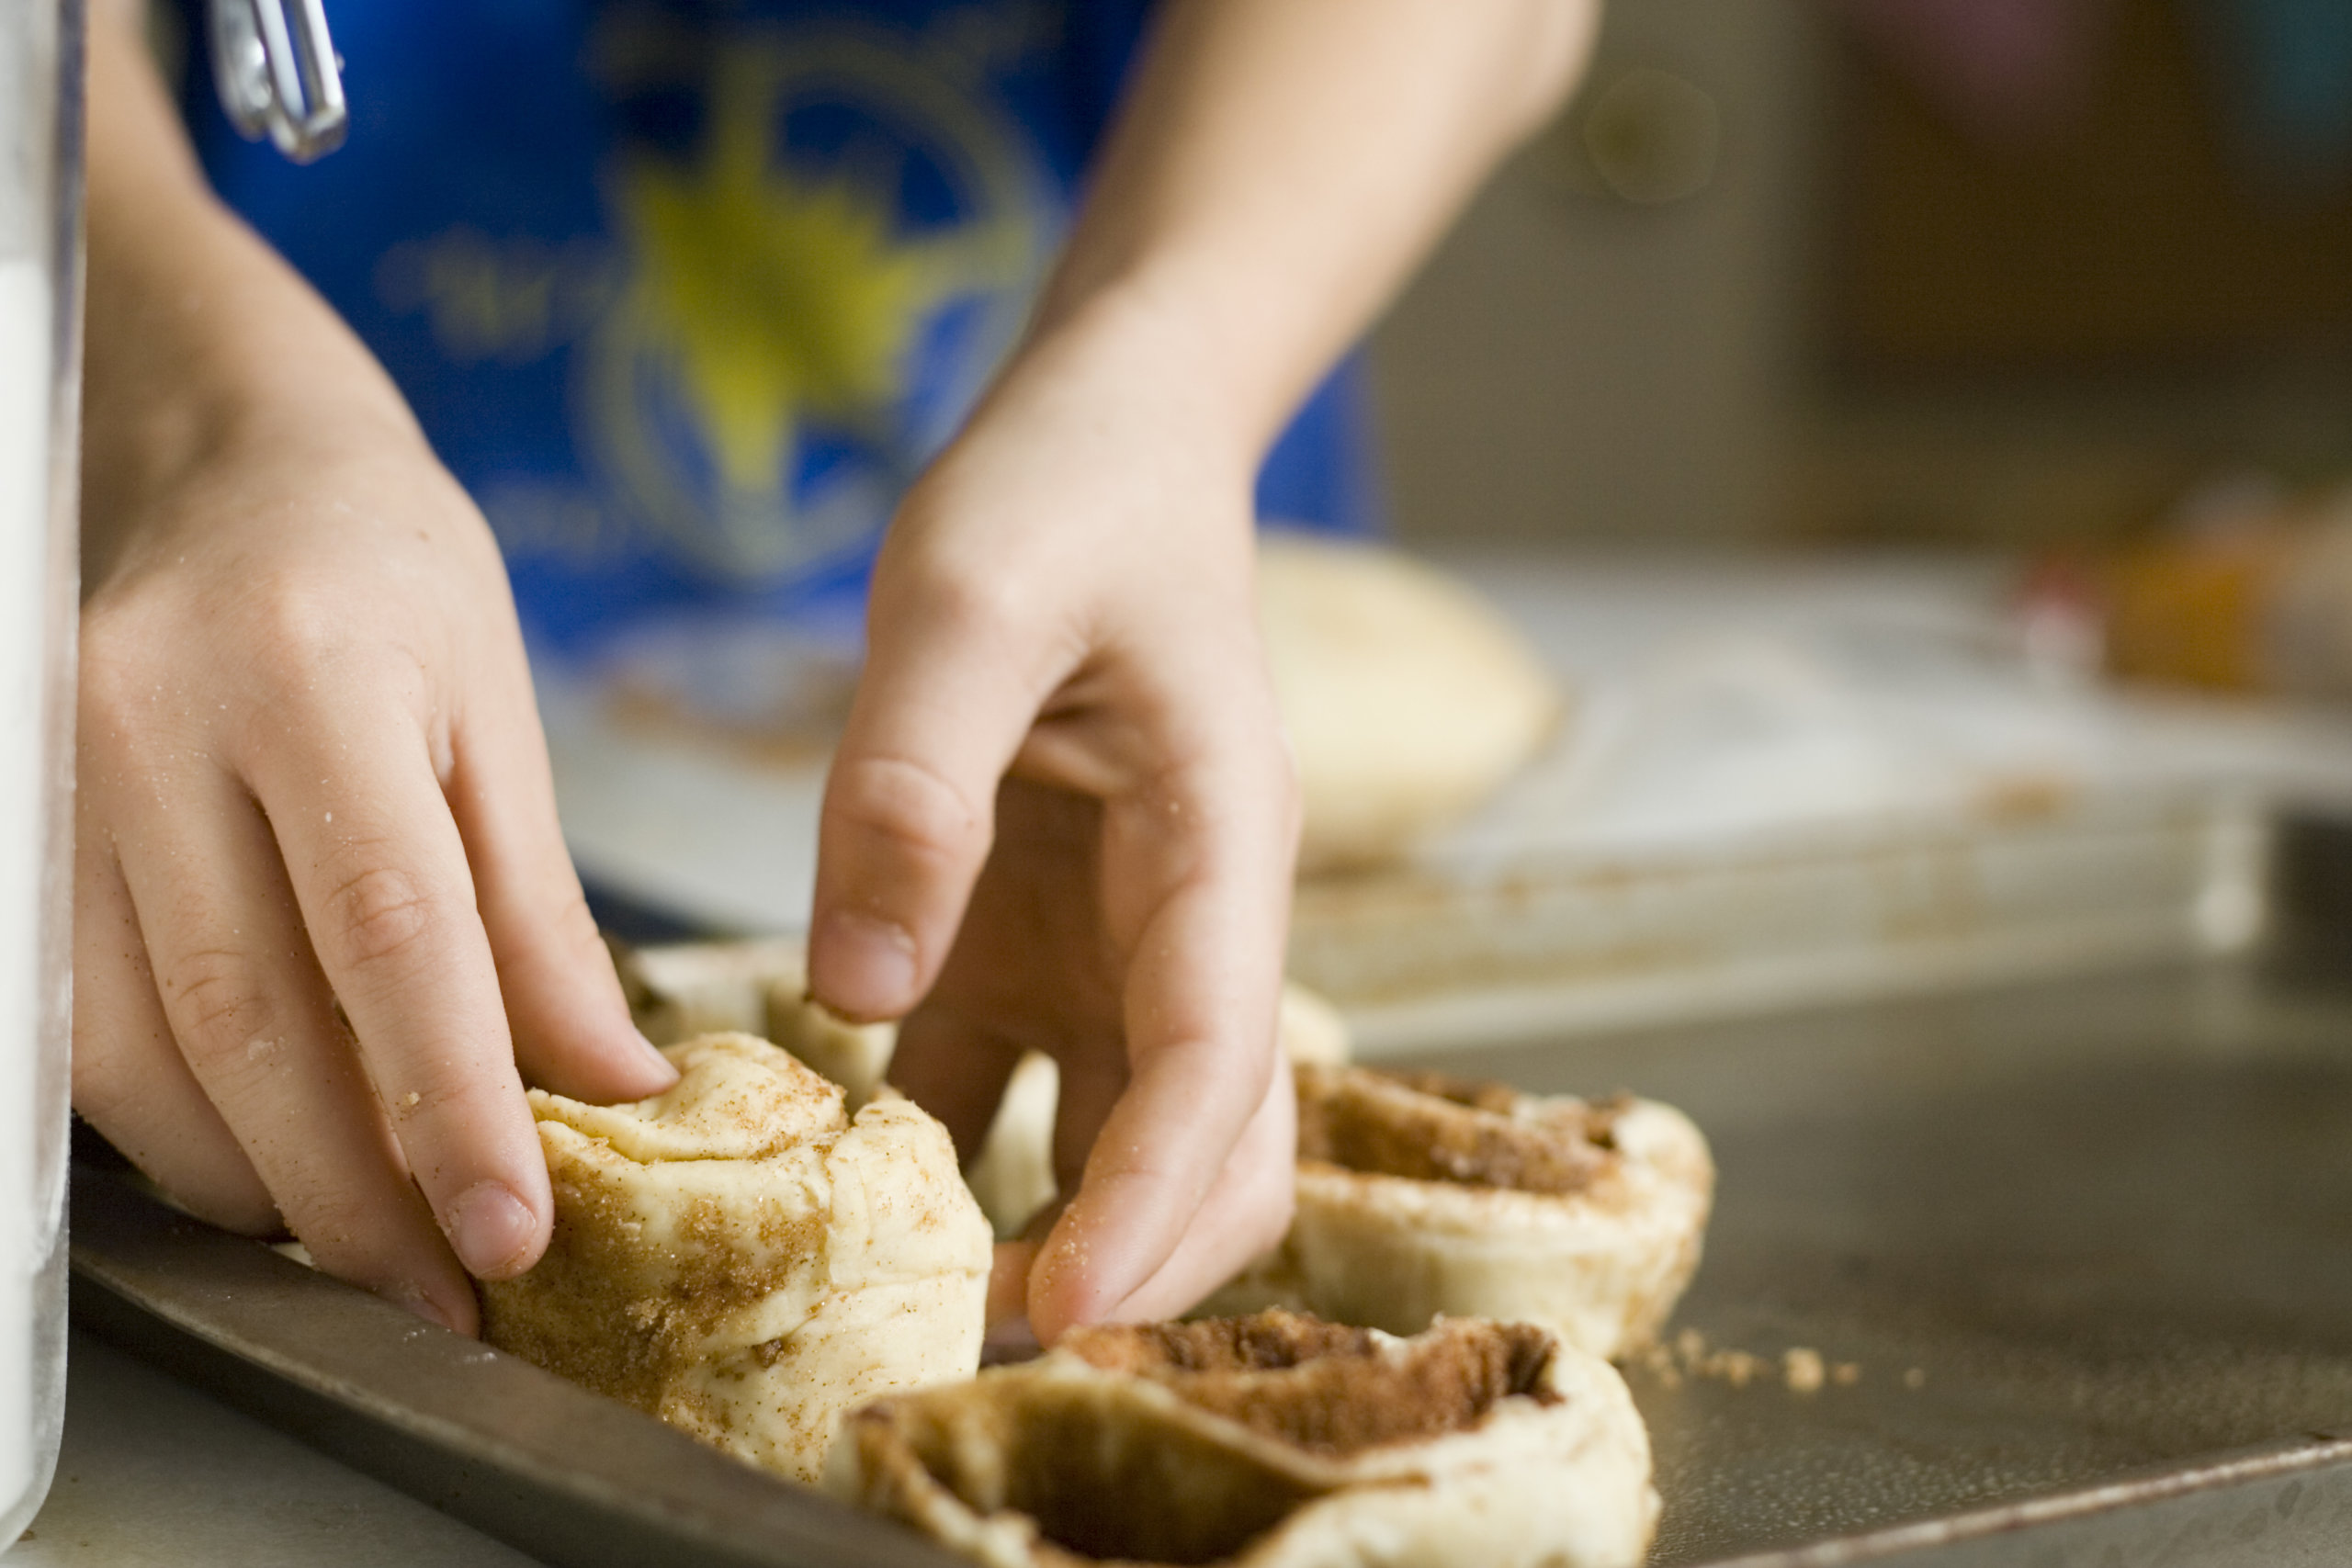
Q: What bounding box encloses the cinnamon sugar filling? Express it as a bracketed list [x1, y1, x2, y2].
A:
[892, 1382, 1323, 1564]
[1062, 1312, 1560, 1456]
[1294, 1065, 1621, 1195]
[869, 1312, 1563, 1565]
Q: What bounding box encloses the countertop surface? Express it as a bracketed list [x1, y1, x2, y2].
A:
[18, 1329, 533, 1567]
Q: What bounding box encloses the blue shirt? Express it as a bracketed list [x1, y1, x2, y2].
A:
[175, 0, 1379, 684]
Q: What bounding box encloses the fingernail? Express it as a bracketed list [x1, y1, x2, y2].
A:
[390, 1282, 467, 1336]
[445, 1181, 538, 1280]
[632, 1029, 680, 1083]
[812, 908, 919, 1020]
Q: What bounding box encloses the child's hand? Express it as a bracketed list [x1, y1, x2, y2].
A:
[74, 423, 676, 1335]
[73, 4, 680, 1337]
[809, 295, 1300, 1340]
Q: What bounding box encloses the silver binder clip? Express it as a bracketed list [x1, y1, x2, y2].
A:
[208, 0, 347, 164]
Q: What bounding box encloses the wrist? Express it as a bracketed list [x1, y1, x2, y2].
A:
[84, 210, 425, 551]
[1003, 273, 1286, 479]
[83, 8, 430, 525]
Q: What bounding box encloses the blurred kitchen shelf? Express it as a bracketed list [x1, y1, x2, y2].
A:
[1293, 788, 2264, 1056]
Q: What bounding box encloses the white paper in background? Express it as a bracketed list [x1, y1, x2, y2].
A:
[1437, 604, 2117, 867]
[0, 256, 52, 1511]
[1430, 552, 2352, 876]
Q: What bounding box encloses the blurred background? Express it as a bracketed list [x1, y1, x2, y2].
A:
[1375, 0, 2352, 553]
[558, 0, 2352, 1050]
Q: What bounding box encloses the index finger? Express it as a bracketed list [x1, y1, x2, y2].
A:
[809, 565, 1064, 1021]
[243, 702, 551, 1281]
[1025, 711, 1300, 1339]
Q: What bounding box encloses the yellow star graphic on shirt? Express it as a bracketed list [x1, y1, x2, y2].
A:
[615, 51, 1024, 496]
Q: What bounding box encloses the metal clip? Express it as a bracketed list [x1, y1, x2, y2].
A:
[207, 0, 346, 164]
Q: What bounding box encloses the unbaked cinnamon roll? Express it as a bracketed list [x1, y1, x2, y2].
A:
[1212, 1065, 1712, 1359]
[481, 1032, 991, 1482]
[830, 1309, 1655, 1568]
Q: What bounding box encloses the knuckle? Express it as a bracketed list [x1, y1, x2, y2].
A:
[379, 1064, 514, 1193]
[240, 570, 355, 670]
[322, 863, 441, 976]
[1190, 743, 1302, 866]
[886, 558, 1031, 649]
[931, 570, 1027, 637]
[232, 573, 428, 720]
[831, 754, 987, 871]
[386, 1056, 477, 1125]
[157, 947, 277, 1070]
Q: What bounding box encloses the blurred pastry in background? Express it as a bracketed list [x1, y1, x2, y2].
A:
[1206, 1065, 1713, 1360]
[830, 1308, 1657, 1568]
[481, 1032, 991, 1483]
[1257, 532, 1565, 871]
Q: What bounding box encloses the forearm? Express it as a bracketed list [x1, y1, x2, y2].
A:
[1022, 0, 1599, 457]
[82, 2, 419, 570]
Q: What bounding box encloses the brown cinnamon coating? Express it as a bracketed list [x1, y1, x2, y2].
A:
[1059, 1310, 1559, 1458]
[480, 1033, 991, 1483]
[1294, 1064, 1623, 1195]
[862, 1372, 1326, 1565]
[1064, 1312, 1385, 1375]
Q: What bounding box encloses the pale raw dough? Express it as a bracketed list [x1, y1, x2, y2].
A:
[480, 1032, 992, 1483]
[1207, 1066, 1713, 1359]
[829, 1309, 1657, 1568]
[1257, 533, 1562, 871]
[614, 935, 810, 1044]
[615, 935, 898, 1103]
[963, 1050, 1063, 1241]
[764, 976, 896, 1109]
[1271, 981, 1351, 1069]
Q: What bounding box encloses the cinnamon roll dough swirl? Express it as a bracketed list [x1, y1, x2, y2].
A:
[830, 1309, 1656, 1568]
[481, 1032, 992, 1483]
[1216, 1066, 1712, 1359]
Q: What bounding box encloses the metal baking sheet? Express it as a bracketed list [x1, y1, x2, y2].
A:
[67, 1161, 962, 1568]
[69, 960, 2352, 1566]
